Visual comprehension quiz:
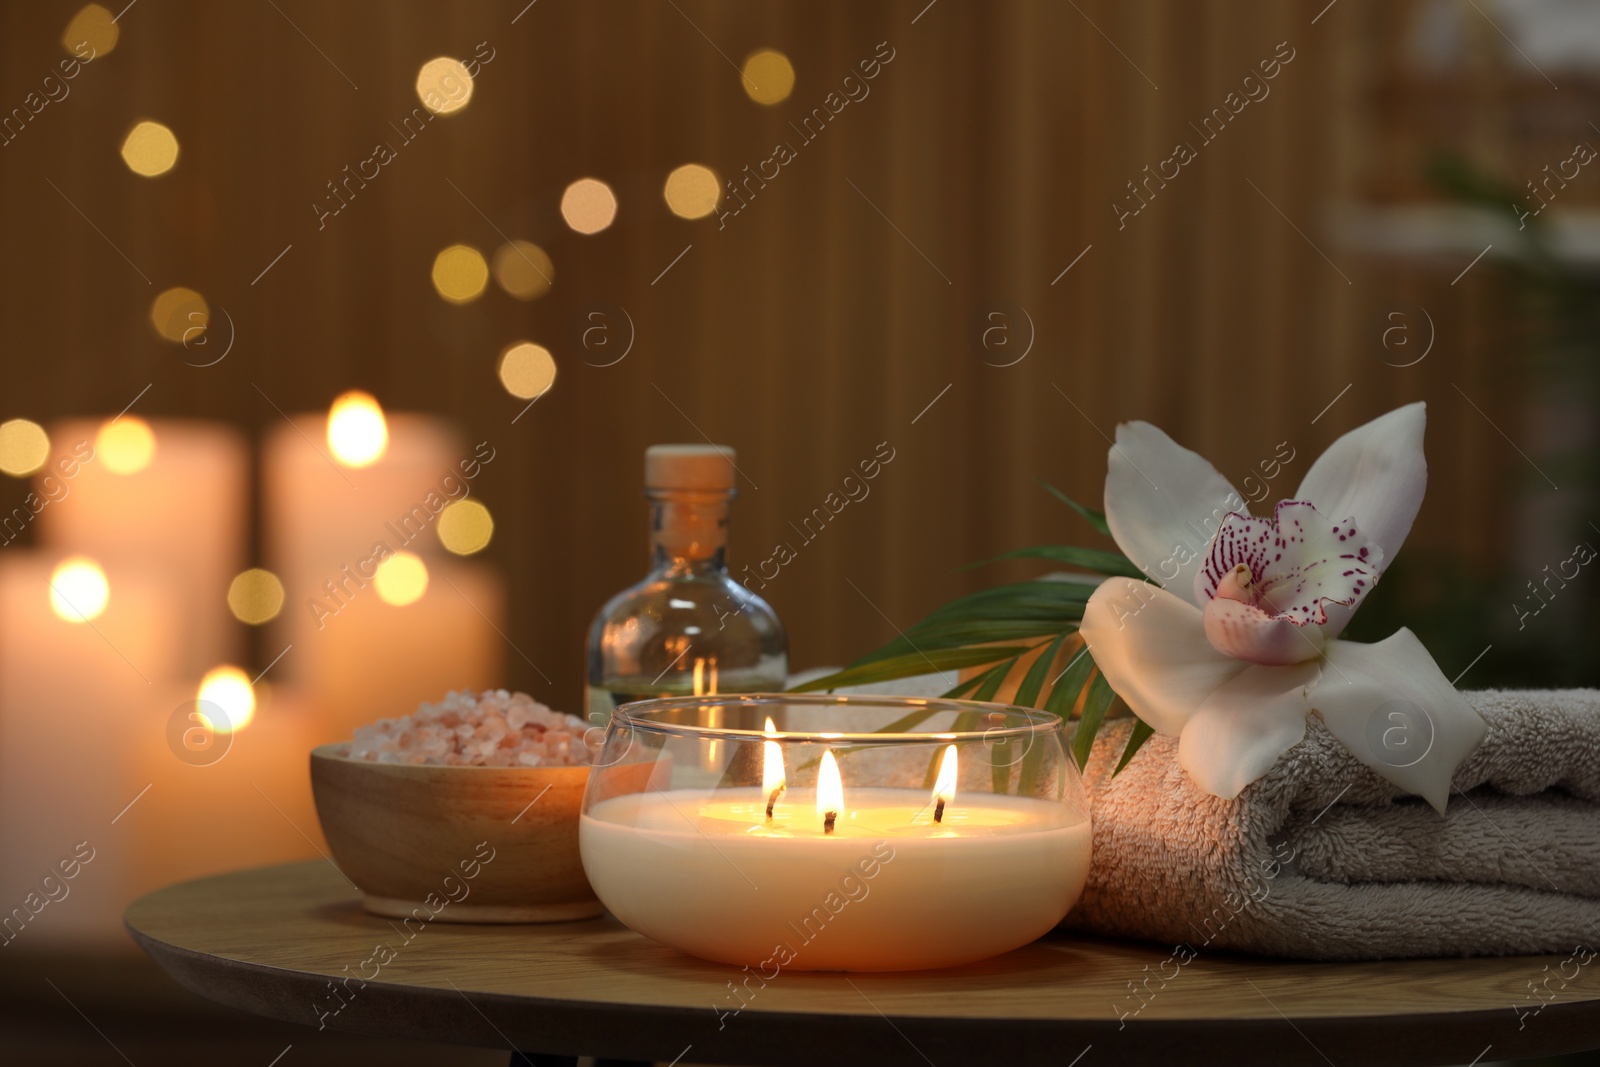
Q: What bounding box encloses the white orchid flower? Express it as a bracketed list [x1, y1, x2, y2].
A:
[1079, 403, 1487, 811]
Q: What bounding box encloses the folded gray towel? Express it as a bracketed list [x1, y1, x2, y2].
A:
[1068, 689, 1600, 959]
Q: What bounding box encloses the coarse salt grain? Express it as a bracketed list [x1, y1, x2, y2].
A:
[348, 689, 591, 767]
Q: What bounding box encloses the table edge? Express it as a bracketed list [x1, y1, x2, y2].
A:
[126, 906, 1600, 1067]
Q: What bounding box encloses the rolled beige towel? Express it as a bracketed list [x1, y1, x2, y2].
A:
[1067, 689, 1600, 959]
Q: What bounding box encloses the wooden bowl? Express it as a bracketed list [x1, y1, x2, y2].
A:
[310, 743, 600, 923]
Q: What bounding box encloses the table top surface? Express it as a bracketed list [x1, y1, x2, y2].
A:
[127, 861, 1600, 1067]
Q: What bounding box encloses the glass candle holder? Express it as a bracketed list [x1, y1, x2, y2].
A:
[579, 694, 1091, 972]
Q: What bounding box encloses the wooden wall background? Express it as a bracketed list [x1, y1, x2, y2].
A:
[0, 0, 1533, 707]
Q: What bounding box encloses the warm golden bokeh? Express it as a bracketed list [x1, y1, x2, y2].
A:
[416, 56, 474, 115]
[120, 120, 180, 177]
[63, 3, 118, 57]
[663, 164, 721, 220]
[431, 244, 489, 303]
[49, 556, 109, 622]
[149, 286, 208, 343]
[0, 418, 50, 477]
[227, 568, 286, 625]
[326, 391, 388, 468]
[95, 417, 157, 475]
[497, 341, 557, 400]
[197, 665, 255, 733]
[741, 49, 795, 105]
[492, 240, 555, 300]
[560, 178, 617, 234]
[437, 499, 494, 555]
[374, 551, 429, 606]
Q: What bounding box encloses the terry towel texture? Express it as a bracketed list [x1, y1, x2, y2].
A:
[1067, 689, 1600, 959]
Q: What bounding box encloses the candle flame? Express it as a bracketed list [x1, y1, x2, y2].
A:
[932, 744, 957, 823]
[817, 749, 843, 832]
[197, 664, 255, 733]
[49, 556, 109, 623]
[762, 716, 785, 821]
[762, 717, 785, 793]
[326, 391, 388, 468]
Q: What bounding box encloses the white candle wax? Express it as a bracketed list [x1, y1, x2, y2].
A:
[580, 787, 1091, 971]
[263, 412, 463, 580]
[39, 419, 247, 677]
[128, 685, 325, 900]
[0, 555, 180, 949]
[290, 560, 505, 744]
[264, 411, 478, 704]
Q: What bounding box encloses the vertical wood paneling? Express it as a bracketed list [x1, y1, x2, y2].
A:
[0, 0, 1536, 707]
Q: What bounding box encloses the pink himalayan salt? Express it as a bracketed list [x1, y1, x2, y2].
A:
[348, 689, 591, 767]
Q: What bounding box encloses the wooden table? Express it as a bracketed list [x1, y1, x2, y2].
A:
[127, 861, 1600, 1067]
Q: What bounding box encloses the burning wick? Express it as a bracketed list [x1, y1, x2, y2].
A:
[762, 717, 786, 823]
[817, 749, 843, 837]
[931, 744, 957, 826]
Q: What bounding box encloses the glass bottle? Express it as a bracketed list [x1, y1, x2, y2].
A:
[585, 444, 787, 725]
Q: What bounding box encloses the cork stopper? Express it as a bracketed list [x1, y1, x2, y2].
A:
[645, 444, 737, 492]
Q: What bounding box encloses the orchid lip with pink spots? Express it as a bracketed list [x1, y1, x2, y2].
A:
[1196, 500, 1383, 666]
[1079, 403, 1486, 811]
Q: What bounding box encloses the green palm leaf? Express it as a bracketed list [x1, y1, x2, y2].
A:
[1115, 719, 1156, 775]
[787, 473, 1158, 780]
[1038, 479, 1111, 537]
[1013, 631, 1069, 708]
[1072, 671, 1116, 771]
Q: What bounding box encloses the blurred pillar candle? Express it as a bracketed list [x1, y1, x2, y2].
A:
[263, 405, 468, 689]
[37, 418, 247, 678]
[0, 554, 180, 949]
[291, 559, 505, 744]
[127, 684, 324, 901]
[263, 408, 463, 577]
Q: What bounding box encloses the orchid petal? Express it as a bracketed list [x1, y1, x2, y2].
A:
[1312, 630, 1488, 813]
[1079, 578, 1247, 738]
[1177, 662, 1320, 798]
[1202, 597, 1326, 665]
[1105, 421, 1243, 607]
[1294, 403, 1427, 638]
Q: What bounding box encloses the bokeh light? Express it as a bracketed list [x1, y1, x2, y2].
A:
[437, 499, 494, 555]
[150, 286, 208, 343]
[492, 240, 554, 300]
[741, 49, 795, 105]
[49, 557, 109, 623]
[663, 163, 721, 220]
[560, 178, 617, 234]
[431, 244, 489, 303]
[374, 552, 429, 606]
[63, 4, 118, 57]
[326, 391, 388, 468]
[96, 417, 157, 475]
[227, 568, 286, 625]
[416, 57, 474, 115]
[197, 665, 255, 733]
[497, 342, 557, 400]
[120, 120, 179, 177]
[0, 418, 50, 477]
